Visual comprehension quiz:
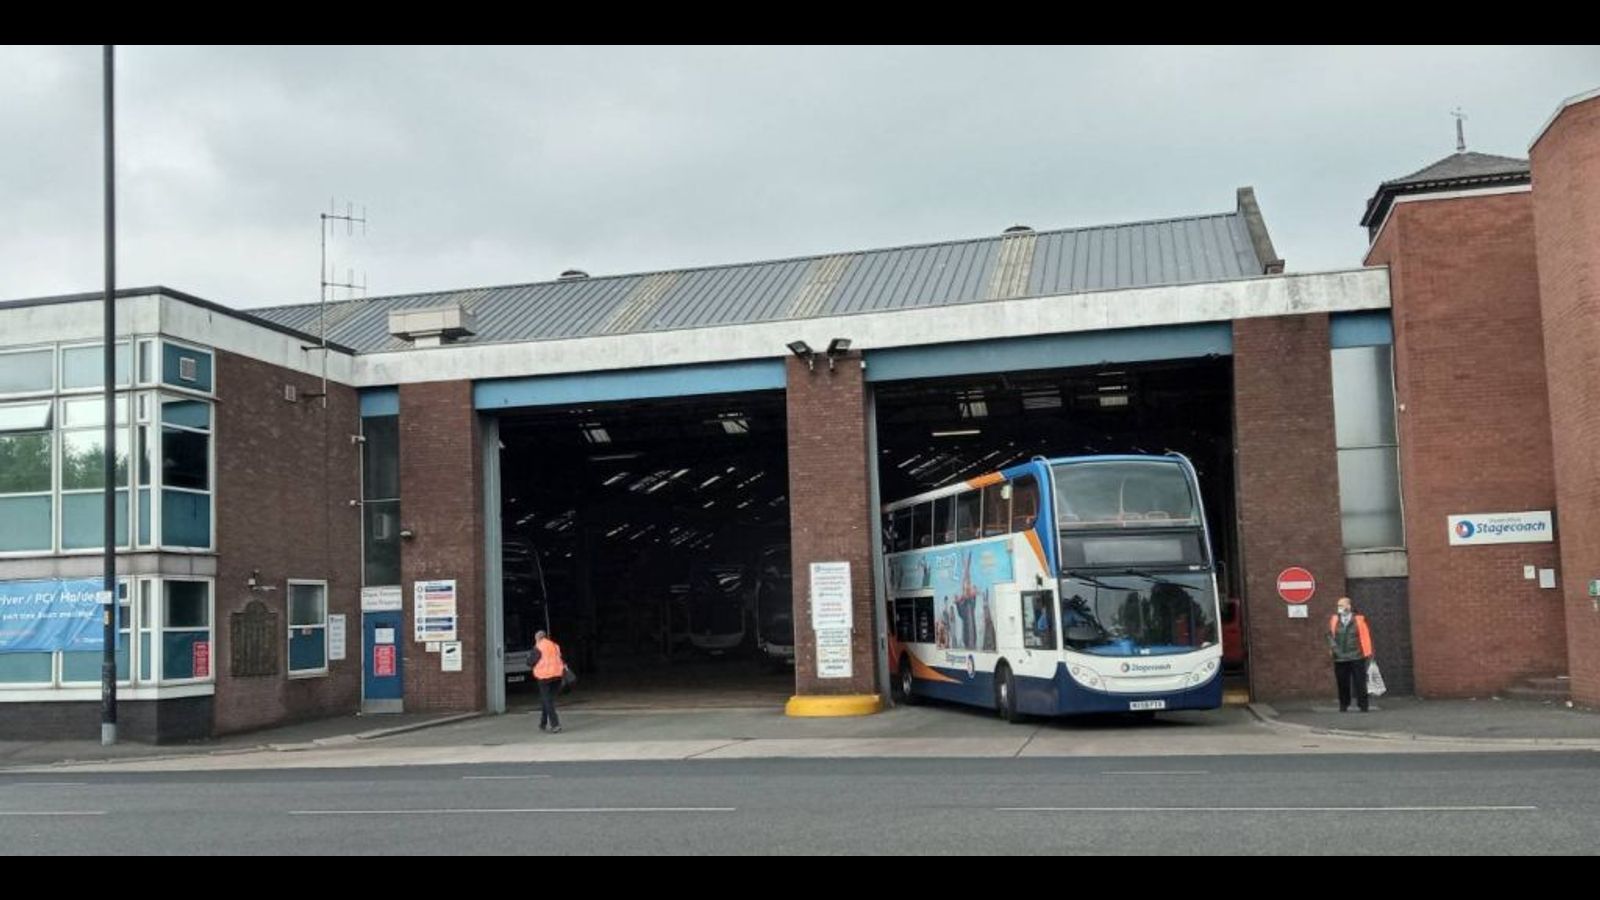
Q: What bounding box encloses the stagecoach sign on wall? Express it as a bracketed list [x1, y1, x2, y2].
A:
[1447, 511, 1554, 546]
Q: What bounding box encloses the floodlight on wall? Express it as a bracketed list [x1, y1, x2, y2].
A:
[825, 338, 851, 371]
[788, 340, 815, 371]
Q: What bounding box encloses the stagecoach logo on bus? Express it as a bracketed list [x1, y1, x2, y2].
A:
[1447, 511, 1553, 546]
[1121, 661, 1175, 674]
[942, 652, 978, 678]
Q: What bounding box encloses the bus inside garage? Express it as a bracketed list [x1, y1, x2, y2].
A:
[495, 390, 793, 706]
[872, 356, 1248, 680]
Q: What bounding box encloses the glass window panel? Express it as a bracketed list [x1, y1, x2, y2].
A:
[0, 496, 51, 551]
[164, 581, 210, 628]
[0, 433, 51, 493]
[61, 490, 130, 549]
[0, 350, 53, 394]
[62, 429, 129, 489]
[61, 344, 132, 390]
[1332, 345, 1397, 448]
[161, 489, 211, 547]
[161, 427, 208, 491]
[1338, 447, 1404, 550]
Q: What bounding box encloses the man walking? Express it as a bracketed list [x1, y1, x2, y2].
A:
[531, 629, 565, 733]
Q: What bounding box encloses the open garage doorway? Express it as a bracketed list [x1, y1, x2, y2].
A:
[494, 389, 793, 710]
[872, 356, 1249, 687]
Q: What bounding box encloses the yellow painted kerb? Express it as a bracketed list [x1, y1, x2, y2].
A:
[785, 694, 883, 717]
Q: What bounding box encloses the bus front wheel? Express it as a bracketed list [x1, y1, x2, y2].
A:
[896, 654, 919, 705]
[996, 664, 1021, 723]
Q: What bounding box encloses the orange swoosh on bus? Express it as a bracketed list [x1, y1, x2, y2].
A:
[1024, 530, 1049, 570]
[965, 472, 1004, 489]
[909, 653, 961, 684]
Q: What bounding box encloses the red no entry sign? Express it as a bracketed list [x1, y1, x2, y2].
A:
[1277, 567, 1315, 603]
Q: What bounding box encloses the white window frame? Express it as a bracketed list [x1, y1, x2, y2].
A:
[287, 579, 330, 678]
[56, 341, 133, 396]
[0, 578, 134, 690]
[157, 338, 215, 399]
[0, 339, 161, 558]
[137, 338, 158, 387]
[156, 392, 215, 552]
[56, 395, 133, 555]
[1332, 344, 1406, 552]
[0, 344, 57, 400]
[57, 579, 135, 688]
[159, 577, 215, 686]
[0, 398, 56, 557]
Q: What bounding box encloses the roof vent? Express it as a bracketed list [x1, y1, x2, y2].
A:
[559, 269, 590, 280]
[388, 304, 476, 348]
[1003, 224, 1033, 235]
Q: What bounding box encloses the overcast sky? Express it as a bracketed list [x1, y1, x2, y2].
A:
[4, 45, 1598, 310]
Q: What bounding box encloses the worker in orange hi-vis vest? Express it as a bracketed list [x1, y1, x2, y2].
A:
[1327, 597, 1375, 713]
[532, 630, 566, 733]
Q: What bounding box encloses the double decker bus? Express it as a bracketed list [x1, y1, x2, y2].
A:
[884, 454, 1223, 720]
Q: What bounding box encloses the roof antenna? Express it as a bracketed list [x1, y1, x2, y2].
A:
[1452, 107, 1467, 154]
[310, 198, 367, 407]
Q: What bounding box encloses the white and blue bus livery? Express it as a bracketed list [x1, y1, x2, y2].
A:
[883, 454, 1224, 720]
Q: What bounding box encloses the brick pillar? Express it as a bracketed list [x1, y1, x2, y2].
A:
[1233, 315, 1348, 699]
[785, 353, 881, 707]
[1532, 92, 1600, 708]
[398, 380, 486, 713]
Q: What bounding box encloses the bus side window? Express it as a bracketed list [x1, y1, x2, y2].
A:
[1011, 476, 1039, 532]
[916, 502, 933, 547]
[932, 497, 954, 546]
[894, 598, 915, 642]
[983, 484, 1010, 537]
[891, 508, 913, 553]
[955, 490, 981, 542]
[1022, 590, 1056, 651]
[913, 597, 936, 643]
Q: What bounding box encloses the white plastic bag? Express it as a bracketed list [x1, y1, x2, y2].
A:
[1367, 659, 1387, 697]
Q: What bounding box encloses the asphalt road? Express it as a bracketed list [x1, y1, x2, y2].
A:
[3, 752, 1596, 854]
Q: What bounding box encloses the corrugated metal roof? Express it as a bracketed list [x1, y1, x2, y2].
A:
[248, 209, 1266, 353]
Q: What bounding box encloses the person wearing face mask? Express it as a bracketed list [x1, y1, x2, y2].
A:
[1327, 597, 1374, 712]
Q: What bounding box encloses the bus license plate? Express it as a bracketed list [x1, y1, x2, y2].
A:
[1129, 700, 1166, 711]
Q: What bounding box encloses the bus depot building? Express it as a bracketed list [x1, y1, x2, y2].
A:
[2, 89, 1597, 742]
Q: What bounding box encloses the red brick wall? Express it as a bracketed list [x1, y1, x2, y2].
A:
[214, 351, 363, 735]
[398, 380, 486, 712]
[1233, 315, 1348, 699]
[786, 354, 880, 697]
[1532, 94, 1600, 708]
[1368, 191, 1565, 697]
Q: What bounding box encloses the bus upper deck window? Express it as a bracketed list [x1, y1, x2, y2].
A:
[1011, 477, 1039, 532]
[956, 491, 981, 542]
[982, 485, 1009, 537]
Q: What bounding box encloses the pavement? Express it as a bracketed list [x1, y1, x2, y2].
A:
[4, 687, 1598, 774]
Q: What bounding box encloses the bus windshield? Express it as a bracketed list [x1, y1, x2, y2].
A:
[1053, 461, 1199, 530]
[1058, 571, 1218, 657]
